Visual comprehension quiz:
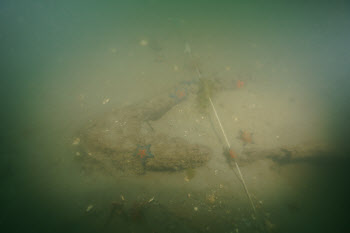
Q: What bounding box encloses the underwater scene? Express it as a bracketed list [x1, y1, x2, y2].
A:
[1, 1, 350, 233]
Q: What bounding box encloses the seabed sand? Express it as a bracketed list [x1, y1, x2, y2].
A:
[3, 3, 349, 231]
[68, 77, 340, 233]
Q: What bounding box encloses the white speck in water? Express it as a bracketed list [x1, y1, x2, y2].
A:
[139, 39, 148, 46]
[86, 204, 94, 212]
[102, 98, 110, 104]
[148, 196, 155, 203]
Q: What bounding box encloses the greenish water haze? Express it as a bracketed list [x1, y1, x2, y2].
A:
[1, 1, 350, 233]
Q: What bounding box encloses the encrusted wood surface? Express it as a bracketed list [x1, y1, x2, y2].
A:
[76, 83, 211, 175]
[236, 143, 333, 165]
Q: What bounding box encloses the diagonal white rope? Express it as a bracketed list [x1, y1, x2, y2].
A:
[208, 97, 256, 213]
[185, 42, 255, 213]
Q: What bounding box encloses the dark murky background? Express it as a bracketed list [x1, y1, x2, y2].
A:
[1, 1, 350, 232]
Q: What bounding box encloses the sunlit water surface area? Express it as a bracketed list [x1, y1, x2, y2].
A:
[1, 1, 350, 233]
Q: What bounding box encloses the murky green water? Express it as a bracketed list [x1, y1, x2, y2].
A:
[1, 1, 350, 233]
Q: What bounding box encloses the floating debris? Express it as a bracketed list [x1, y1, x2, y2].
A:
[194, 207, 198, 211]
[120, 195, 125, 201]
[148, 196, 155, 203]
[72, 137, 80, 145]
[102, 98, 110, 105]
[206, 193, 216, 204]
[139, 39, 148, 46]
[86, 204, 94, 212]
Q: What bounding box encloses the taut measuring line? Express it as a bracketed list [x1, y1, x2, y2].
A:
[208, 97, 256, 213]
[185, 42, 256, 213]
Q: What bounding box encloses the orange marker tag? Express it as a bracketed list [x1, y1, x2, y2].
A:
[236, 80, 244, 88]
[229, 149, 236, 158]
